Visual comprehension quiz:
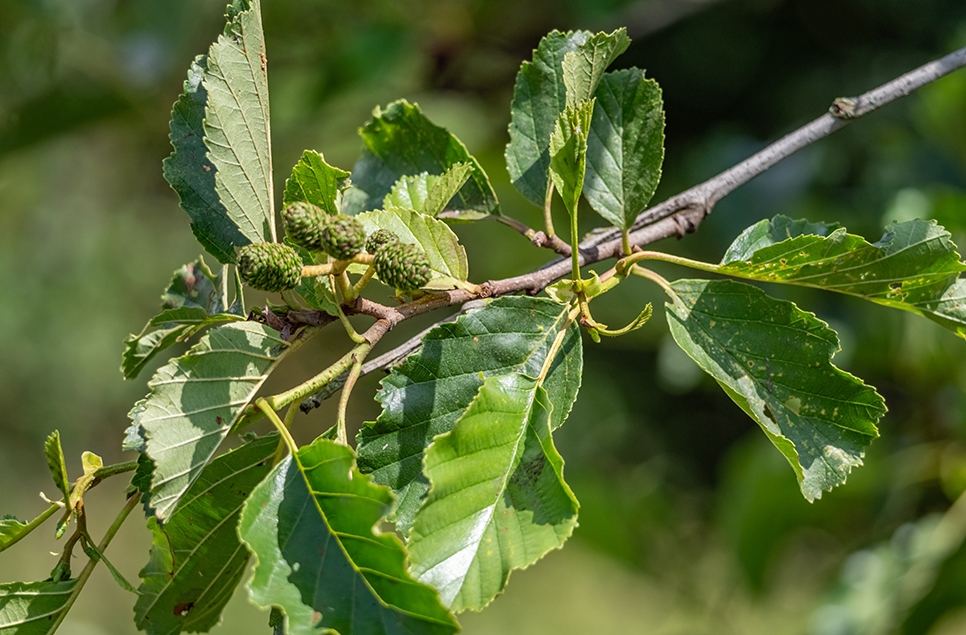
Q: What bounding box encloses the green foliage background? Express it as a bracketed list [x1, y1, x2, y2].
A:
[2, 0, 966, 633]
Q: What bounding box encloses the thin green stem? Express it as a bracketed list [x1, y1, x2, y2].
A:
[348, 265, 376, 301]
[537, 306, 580, 383]
[569, 207, 580, 283]
[0, 502, 61, 555]
[617, 250, 721, 277]
[336, 354, 366, 446]
[264, 344, 365, 412]
[47, 492, 141, 635]
[621, 228, 632, 257]
[256, 399, 299, 456]
[629, 265, 676, 298]
[544, 182, 557, 238]
[91, 461, 138, 482]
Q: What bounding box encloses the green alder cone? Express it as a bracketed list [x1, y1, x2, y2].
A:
[365, 228, 400, 254]
[237, 242, 302, 292]
[320, 214, 366, 260]
[281, 201, 325, 252]
[374, 241, 432, 290]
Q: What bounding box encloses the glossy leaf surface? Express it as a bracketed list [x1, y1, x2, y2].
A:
[238, 438, 458, 635]
[356, 296, 583, 534]
[666, 279, 885, 501]
[383, 163, 474, 218]
[719, 216, 966, 338]
[131, 322, 289, 522]
[408, 374, 577, 612]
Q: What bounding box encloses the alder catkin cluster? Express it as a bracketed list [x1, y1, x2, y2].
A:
[238, 201, 433, 292]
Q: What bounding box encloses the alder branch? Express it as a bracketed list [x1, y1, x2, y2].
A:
[281, 44, 966, 405]
[581, 43, 966, 253]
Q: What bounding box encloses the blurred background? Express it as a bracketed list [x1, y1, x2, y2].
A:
[2, 0, 966, 633]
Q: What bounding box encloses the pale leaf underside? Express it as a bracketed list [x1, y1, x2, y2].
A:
[132, 322, 289, 522]
[203, 0, 275, 243]
[0, 580, 77, 635]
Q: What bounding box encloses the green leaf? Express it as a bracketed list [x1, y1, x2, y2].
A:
[135, 434, 277, 635]
[282, 150, 350, 216]
[163, 56, 247, 264]
[344, 100, 499, 219]
[356, 296, 583, 534]
[718, 217, 966, 338]
[0, 580, 77, 635]
[383, 163, 475, 218]
[202, 0, 276, 244]
[131, 322, 290, 522]
[356, 207, 469, 287]
[43, 431, 69, 503]
[549, 99, 595, 217]
[237, 437, 458, 635]
[665, 279, 885, 501]
[561, 28, 631, 108]
[122, 259, 244, 380]
[408, 374, 577, 612]
[505, 30, 592, 208]
[583, 68, 665, 230]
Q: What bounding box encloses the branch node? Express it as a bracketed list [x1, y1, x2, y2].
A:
[829, 97, 857, 119]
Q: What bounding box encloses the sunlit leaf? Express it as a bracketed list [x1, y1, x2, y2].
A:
[583, 68, 665, 230]
[561, 28, 630, 107]
[409, 374, 577, 612]
[163, 55, 246, 264]
[549, 99, 595, 217]
[122, 259, 243, 380]
[356, 207, 469, 286]
[131, 322, 290, 522]
[505, 30, 591, 207]
[282, 150, 350, 216]
[238, 438, 458, 635]
[0, 580, 77, 635]
[345, 100, 498, 219]
[383, 163, 475, 218]
[665, 279, 885, 501]
[719, 217, 966, 338]
[202, 0, 276, 244]
[43, 432, 69, 504]
[135, 435, 277, 635]
[357, 296, 583, 534]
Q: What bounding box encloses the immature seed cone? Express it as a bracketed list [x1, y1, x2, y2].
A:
[281, 201, 325, 251]
[320, 214, 366, 260]
[374, 242, 432, 290]
[365, 229, 399, 254]
[237, 242, 302, 292]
